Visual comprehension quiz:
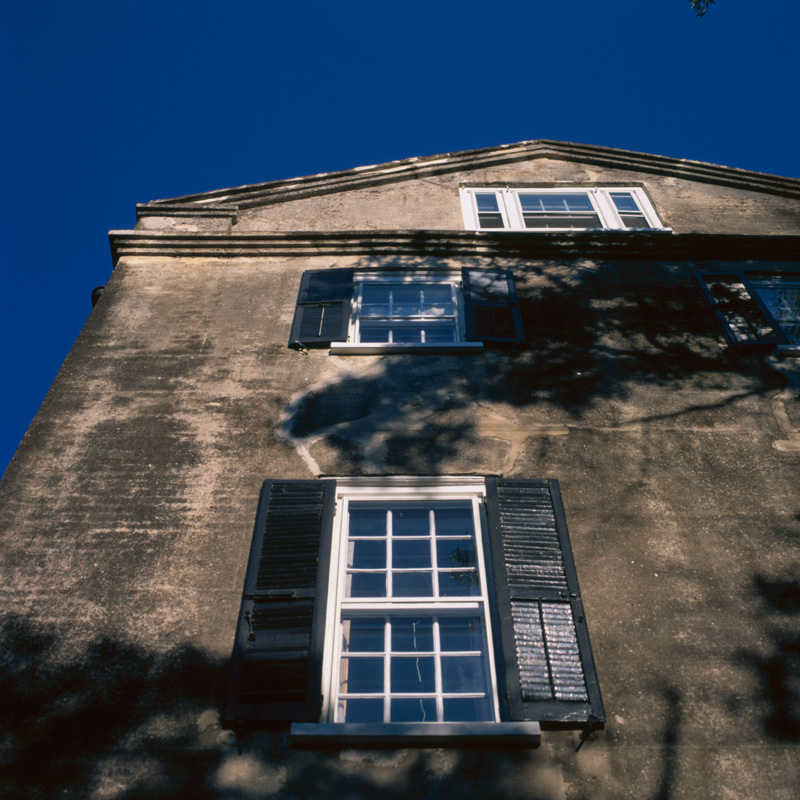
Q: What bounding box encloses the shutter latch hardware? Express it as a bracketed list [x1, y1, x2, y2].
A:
[245, 610, 255, 641]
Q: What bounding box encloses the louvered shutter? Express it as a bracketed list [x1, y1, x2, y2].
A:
[485, 478, 604, 728]
[692, 271, 788, 350]
[462, 268, 525, 344]
[289, 269, 355, 347]
[223, 480, 336, 729]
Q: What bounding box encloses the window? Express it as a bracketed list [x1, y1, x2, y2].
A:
[461, 187, 664, 231]
[693, 271, 800, 354]
[223, 478, 605, 747]
[289, 268, 525, 352]
[330, 487, 497, 725]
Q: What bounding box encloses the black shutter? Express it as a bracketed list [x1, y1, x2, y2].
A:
[289, 269, 355, 348]
[223, 479, 336, 729]
[485, 478, 604, 729]
[692, 271, 789, 350]
[462, 268, 525, 344]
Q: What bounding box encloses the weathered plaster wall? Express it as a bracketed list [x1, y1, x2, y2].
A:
[2, 247, 799, 798]
[215, 158, 800, 235]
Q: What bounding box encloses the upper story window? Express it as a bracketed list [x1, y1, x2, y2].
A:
[289, 268, 525, 353]
[693, 271, 800, 355]
[461, 187, 664, 231]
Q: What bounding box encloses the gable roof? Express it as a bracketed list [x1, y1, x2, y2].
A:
[137, 140, 800, 219]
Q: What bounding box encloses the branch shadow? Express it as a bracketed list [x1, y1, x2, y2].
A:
[0, 614, 226, 799]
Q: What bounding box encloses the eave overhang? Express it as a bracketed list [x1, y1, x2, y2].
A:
[109, 229, 800, 265]
[136, 140, 800, 217]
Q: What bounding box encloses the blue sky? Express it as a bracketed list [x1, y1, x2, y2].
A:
[1, 1, 799, 475]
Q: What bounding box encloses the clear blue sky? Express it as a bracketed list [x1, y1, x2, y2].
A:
[1, 1, 799, 476]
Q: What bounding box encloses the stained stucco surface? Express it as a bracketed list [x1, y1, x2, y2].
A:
[2, 240, 799, 798]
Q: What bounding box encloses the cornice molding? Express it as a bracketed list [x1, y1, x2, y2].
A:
[139, 141, 800, 212]
[108, 229, 800, 264]
[135, 203, 238, 221]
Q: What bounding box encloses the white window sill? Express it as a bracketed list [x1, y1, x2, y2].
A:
[290, 721, 541, 748]
[330, 342, 484, 355]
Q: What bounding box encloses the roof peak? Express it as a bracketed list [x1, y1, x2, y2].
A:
[141, 140, 800, 213]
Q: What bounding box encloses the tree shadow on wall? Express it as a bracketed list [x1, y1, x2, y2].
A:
[0, 614, 226, 800]
[736, 574, 800, 740]
[284, 255, 788, 474]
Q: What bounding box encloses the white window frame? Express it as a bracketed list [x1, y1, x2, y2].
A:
[330, 272, 483, 354]
[320, 477, 501, 726]
[460, 186, 666, 231]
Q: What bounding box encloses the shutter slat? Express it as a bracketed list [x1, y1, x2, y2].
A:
[487, 478, 604, 728]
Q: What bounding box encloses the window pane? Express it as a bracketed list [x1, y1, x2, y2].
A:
[436, 538, 476, 569]
[339, 698, 384, 723]
[519, 193, 594, 212]
[475, 193, 500, 213]
[343, 618, 385, 653]
[348, 572, 386, 598]
[442, 697, 493, 722]
[619, 214, 649, 228]
[421, 285, 454, 316]
[348, 539, 386, 569]
[609, 192, 640, 212]
[522, 213, 602, 229]
[438, 570, 480, 596]
[393, 572, 433, 597]
[439, 616, 485, 652]
[361, 285, 391, 317]
[434, 505, 474, 535]
[343, 657, 384, 693]
[392, 507, 430, 536]
[422, 325, 457, 343]
[359, 322, 393, 343]
[391, 697, 437, 722]
[391, 657, 435, 693]
[349, 508, 386, 537]
[441, 656, 489, 693]
[384, 323, 424, 344]
[391, 617, 434, 652]
[393, 539, 431, 569]
[478, 213, 505, 228]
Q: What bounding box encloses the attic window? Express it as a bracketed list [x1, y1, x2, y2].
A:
[461, 187, 664, 231]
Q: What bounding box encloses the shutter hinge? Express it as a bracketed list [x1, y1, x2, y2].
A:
[245, 610, 255, 641]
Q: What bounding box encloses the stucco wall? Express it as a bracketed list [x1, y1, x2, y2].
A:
[2, 245, 799, 798]
[195, 158, 800, 235]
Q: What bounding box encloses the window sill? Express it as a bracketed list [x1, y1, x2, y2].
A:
[330, 342, 484, 355]
[290, 721, 541, 748]
[776, 345, 800, 358]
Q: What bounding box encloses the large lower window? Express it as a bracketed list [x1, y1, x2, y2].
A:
[327, 489, 499, 724]
[461, 186, 664, 231]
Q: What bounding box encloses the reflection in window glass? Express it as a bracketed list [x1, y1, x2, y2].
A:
[751, 277, 800, 344]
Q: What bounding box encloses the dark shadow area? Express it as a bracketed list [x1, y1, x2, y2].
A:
[650, 685, 681, 800]
[284, 256, 790, 472]
[737, 574, 800, 740]
[0, 614, 226, 800]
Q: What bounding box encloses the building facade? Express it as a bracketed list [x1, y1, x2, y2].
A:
[1, 140, 799, 798]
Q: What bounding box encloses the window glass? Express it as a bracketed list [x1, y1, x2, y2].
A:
[356, 283, 459, 344]
[475, 192, 505, 228]
[333, 496, 496, 724]
[750, 277, 800, 344]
